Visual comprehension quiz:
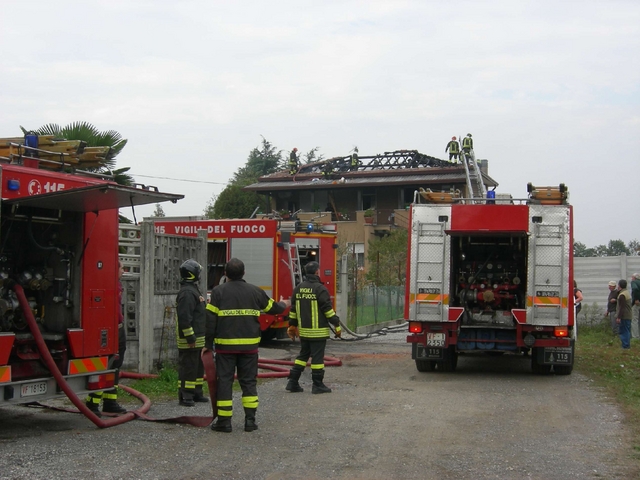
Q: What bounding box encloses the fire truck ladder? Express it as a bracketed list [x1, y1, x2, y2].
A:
[412, 221, 447, 322]
[284, 242, 303, 287]
[460, 150, 486, 202]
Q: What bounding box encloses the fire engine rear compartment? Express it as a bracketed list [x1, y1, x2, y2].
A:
[449, 232, 528, 351]
[1, 204, 84, 337]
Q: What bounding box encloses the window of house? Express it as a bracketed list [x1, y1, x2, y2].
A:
[362, 193, 376, 210]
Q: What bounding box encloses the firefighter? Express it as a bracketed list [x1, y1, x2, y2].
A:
[462, 133, 473, 154]
[322, 159, 334, 178]
[445, 136, 460, 162]
[289, 147, 299, 175]
[286, 261, 341, 394]
[85, 260, 128, 416]
[176, 259, 208, 407]
[204, 258, 289, 433]
[350, 147, 360, 170]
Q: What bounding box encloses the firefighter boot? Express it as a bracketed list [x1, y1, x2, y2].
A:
[211, 417, 232, 433]
[85, 393, 102, 417]
[103, 399, 127, 414]
[193, 387, 209, 403]
[311, 370, 332, 394]
[102, 389, 127, 414]
[285, 368, 304, 393]
[244, 408, 258, 432]
[179, 390, 195, 407]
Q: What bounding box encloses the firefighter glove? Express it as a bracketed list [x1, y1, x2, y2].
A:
[287, 326, 299, 340]
[335, 326, 342, 338]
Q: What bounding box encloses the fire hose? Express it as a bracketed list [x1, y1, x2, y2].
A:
[13, 283, 341, 428]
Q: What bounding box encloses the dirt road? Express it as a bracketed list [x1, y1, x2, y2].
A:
[1, 332, 637, 479]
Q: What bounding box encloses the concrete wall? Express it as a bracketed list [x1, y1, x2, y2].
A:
[575, 255, 640, 311]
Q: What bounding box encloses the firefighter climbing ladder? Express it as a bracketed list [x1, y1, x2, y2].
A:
[284, 242, 303, 287]
[460, 150, 486, 202]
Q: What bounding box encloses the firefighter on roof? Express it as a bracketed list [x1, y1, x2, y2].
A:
[289, 147, 299, 175]
[462, 133, 473, 154]
[205, 258, 289, 433]
[176, 259, 208, 407]
[445, 136, 460, 162]
[350, 147, 360, 170]
[286, 261, 341, 394]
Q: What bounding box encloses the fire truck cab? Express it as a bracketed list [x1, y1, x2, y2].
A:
[153, 217, 339, 339]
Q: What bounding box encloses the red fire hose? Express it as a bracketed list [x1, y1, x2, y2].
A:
[14, 283, 341, 428]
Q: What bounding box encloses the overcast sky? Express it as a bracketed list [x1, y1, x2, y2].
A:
[1, 1, 638, 247]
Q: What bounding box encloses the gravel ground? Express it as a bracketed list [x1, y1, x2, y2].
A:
[1, 329, 638, 480]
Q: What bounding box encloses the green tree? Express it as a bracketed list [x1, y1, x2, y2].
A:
[211, 185, 264, 219]
[211, 137, 282, 218]
[153, 203, 166, 217]
[365, 229, 408, 286]
[302, 147, 324, 164]
[574, 241, 596, 257]
[23, 121, 133, 185]
[627, 239, 639, 256]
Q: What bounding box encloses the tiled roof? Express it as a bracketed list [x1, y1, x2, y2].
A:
[245, 166, 498, 192]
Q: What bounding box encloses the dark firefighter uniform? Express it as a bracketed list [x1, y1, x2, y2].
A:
[445, 138, 460, 162]
[205, 280, 286, 427]
[462, 134, 473, 154]
[350, 151, 360, 170]
[176, 281, 207, 405]
[287, 272, 341, 394]
[289, 148, 299, 175]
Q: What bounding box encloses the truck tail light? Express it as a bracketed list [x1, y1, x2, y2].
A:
[554, 326, 569, 337]
[87, 372, 115, 390]
[409, 322, 423, 334]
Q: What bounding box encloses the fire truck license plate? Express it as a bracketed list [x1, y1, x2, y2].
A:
[21, 381, 48, 397]
[426, 333, 446, 347]
[543, 347, 572, 364]
[417, 345, 443, 359]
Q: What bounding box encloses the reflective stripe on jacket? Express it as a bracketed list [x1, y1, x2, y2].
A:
[205, 279, 286, 352]
[175, 282, 206, 349]
[288, 274, 339, 340]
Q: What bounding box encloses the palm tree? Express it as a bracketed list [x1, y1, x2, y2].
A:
[20, 121, 133, 185]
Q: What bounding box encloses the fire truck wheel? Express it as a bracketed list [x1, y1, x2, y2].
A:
[553, 364, 573, 375]
[440, 347, 458, 372]
[415, 359, 436, 372]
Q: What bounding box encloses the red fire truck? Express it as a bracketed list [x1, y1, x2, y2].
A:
[0, 151, 182, 405]
[153, 217, 338, 339]
[405, 184, 575, 374]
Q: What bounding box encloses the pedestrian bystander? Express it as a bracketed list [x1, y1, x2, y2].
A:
[604, 280, 619, 335]
[630, 273, 640, 339]
[616, 279, 632, 349]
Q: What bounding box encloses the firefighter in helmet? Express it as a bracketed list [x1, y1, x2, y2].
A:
[445, 136, 460, 162]
[176, 259, 208, 407]
[462, 133, 473, 154]
[322, 159, 334, 178]
[85, 260, 128, 416]
[205, 258, 289, 433]
[350, 147, 361, 170]
[289, 147, 299, 175]
[286, 261, 341, 395]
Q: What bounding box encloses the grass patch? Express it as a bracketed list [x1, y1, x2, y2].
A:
[126, 367, 181, 400]
[576, 323, 640, 456]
